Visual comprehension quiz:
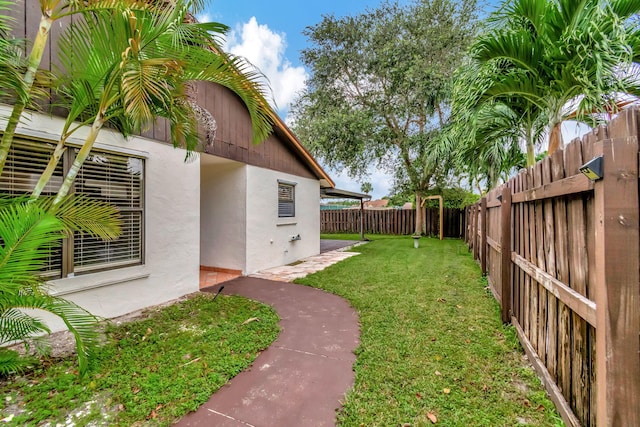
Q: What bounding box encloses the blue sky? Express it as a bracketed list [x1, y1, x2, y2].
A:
[198, 1, 588, 198]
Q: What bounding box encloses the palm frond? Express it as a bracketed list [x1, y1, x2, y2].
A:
[0, 198, 67, 291]
[0, 307, 50, 344]
[0, 349, 31, 376]
[2, 293, 100, 375]
[44, 194, 122, 240]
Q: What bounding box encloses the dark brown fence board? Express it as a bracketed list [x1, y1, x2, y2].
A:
[549, 147, 572, 405]
[321, 208, 463, 237]
[500, 187, 512, 322]
[481, 198, 487, 275]
[534, 162, 548, 364]
[512, 317, 582, 427]
[511, 174, 594, 203]
[525, 169, 534, 343]
[565, 139, 589, 422]
[463, 109, 640, 426]
[542, 156, 558, 381]
[512, 254, 596, 327]
[594, 109, 640, 426]
[583, 128, 600, 427]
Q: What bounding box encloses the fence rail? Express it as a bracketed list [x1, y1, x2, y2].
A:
[465, 108, 640, 427]
[321, 207, 463, 237]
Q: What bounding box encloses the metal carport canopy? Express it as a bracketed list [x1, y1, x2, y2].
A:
[320, 188, 372, 240]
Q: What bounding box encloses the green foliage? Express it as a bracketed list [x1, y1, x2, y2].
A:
[385, 191, 414, 208]
[0, 196, 120, 376]
[296, 236, 560, 426]
[449, 0, 640, 186]
[423, 187, 480, 209]
[0, 294, 279, 426]
[0, 0, 276, 378]
[292, 0, 480, 197]
[50, 0, 275, 201]
[360, 182, 373, 195]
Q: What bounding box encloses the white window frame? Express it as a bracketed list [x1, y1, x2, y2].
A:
[278, 180, 296, 218]
[0, 136, 145, 278]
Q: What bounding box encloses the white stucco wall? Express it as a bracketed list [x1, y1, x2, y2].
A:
[200, 156, 247, 271]
[1, 106, 201, 332]
[245, 165, 321, 274]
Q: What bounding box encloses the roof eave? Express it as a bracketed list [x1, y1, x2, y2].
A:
[271, 114, 335, 188]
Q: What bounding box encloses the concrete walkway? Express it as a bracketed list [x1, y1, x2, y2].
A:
[320, 239, 362, 253]
[174, 276, 360, 427]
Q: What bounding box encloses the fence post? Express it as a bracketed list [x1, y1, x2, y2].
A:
[480, 197, 487, 275]
[500, 187, 512, 324]
[472, 204, 479, 260]
[594, 113, 640, 426]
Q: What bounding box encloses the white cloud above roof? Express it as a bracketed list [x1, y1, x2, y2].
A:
[224, 17, 308, 116]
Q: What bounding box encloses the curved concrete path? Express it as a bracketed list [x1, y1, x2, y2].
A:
[174, 277, 360, 427]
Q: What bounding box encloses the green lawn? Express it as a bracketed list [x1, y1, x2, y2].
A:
[0, 294, 279, 426]
[300, 235, 562, 426]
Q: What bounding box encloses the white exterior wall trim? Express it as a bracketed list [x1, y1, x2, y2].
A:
[0, 105, 201, 331]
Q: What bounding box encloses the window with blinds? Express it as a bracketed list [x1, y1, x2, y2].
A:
[0, 137, 145, 277]
[278, 181, 295, 217]
[73, 150, 144, 273]
[0, 140, 64, 277]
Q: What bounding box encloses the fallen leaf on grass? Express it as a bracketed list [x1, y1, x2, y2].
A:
[436, 298, 447, 303]
[456, 305, 462, 309]
[536, 405, 545, 412]
[523, 399, 531, 408]
[242, 317, 260, 325]
[416, 392, 422, 399]
[427, 412, 438, 423]
[443, 388, 450, 394]
[434, 370, 442, 376]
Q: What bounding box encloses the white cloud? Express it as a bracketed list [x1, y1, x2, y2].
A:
[224, 17, 307, 115]
[195, 12, 212, 23]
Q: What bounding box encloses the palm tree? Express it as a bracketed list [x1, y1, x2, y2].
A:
[0, 1, 29, 106]
[28, 1, 274, 201]
[0, 195, 121, 376]
[0, 0, 165, 175]
[467, 0, 640, 157]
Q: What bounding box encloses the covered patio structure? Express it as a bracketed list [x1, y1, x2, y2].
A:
[320, 188, 372, 241]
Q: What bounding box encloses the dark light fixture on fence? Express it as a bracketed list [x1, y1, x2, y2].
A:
[579, 155, 604, 181]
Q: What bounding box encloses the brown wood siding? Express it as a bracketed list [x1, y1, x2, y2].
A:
[9, 5, 316, 180]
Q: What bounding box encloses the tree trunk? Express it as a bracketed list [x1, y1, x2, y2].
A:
[53, 115, 104, 206]
[32, 141, 66, 198]
[414, 192, 423, 236]
[0, 14, 52, 175]
[526, 140, 535, 166]
[548, 121, 563, 156]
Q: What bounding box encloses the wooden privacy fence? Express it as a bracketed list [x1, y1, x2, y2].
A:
[321, 207, 463, 237]
[465, 108, 640, 427]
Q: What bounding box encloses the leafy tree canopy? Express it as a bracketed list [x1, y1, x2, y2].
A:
[292, 0, 480, 197]
[449, 0, 640, 182]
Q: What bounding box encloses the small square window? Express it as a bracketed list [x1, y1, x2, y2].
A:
[278, 182, 295, 217]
